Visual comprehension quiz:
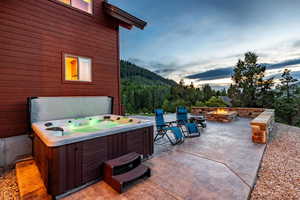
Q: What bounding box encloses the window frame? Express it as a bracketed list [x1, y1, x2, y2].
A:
[62, 53, 94, 84]
[52, 0, 94, 16]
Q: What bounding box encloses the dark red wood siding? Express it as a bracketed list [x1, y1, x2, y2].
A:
[0, 0, 122, 138]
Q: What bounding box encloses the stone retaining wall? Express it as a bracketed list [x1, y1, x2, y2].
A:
[250, 109, 275, 144]
[191, 107, 265, 118]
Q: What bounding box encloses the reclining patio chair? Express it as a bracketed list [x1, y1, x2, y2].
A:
[177, 106, 206, 129]
[154, 109, 184, 145]
[176, 106, 202, 137]
[189, 111, 207, 129]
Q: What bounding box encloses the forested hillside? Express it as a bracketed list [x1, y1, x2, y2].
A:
[120, 60, 226, 114]
[121, 60, 177, 86]
[120, 60, 175, 114]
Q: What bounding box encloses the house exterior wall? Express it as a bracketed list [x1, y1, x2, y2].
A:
[0, 0, 122, 139]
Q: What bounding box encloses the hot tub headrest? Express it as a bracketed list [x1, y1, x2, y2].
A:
[28, 96, 113, 123]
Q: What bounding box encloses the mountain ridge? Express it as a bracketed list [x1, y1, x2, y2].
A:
[120, 60, 178, 86]
[185, 58, 300, 81]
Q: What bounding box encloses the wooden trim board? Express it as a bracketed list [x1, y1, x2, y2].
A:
[16, 159, 51, 200]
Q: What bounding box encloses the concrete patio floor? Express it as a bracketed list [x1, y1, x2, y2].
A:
[63, 115, 266, 200]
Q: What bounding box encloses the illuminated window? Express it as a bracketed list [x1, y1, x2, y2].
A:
[65, 55, 92, 82]
[58, 0, 93, 14]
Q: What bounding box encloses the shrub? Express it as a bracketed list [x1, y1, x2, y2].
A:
[195, 101, 206, 107]
[205, 96, 227, 107]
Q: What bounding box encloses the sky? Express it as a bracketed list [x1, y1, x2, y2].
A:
[110, 0, 300, 88]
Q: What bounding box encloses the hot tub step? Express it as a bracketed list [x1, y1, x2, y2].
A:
[107, 164, 151, 193]
[105, 152, 142, 176]
[104, 152, 151, 193]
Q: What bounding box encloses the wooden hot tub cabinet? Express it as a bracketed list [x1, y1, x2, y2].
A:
[34, 126, 154, 197]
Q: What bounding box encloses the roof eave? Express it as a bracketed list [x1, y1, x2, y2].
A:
[103, 2, 147, 30]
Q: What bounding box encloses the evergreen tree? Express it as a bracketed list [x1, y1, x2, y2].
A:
[278, 69, 298, 99]
[189, 82, 194, 88]
[202, 84, 214, 101]
[274, 97, 299, 125]
[179, 79, 185, 86]
[256, 78, 275, 108]
[220, 88, 227, 96]
[232, 52, 271, 107]
[275, 69, 299, 125]
[227, 84, 242, 107]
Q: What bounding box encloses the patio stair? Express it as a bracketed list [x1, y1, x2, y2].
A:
[104, 152, 151, 193]
[16, 158, 51, 200]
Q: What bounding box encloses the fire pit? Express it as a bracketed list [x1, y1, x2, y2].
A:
[206, 108, 237, 123]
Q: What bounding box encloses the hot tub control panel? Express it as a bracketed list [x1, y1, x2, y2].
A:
[45, 122, 53, 127]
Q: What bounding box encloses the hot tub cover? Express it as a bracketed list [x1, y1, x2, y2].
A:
[29, 96, 113, 123]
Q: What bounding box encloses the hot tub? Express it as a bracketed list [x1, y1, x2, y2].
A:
[28, 97, 154, 197]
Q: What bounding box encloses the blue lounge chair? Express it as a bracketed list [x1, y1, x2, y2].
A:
[190, 113, 207, 128]
[176, 106, 202, 137]
[177, 106, 206, 129]
[154, 109, 184, 145]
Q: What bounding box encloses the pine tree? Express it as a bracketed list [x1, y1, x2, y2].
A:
[227, 84, 242, 107]
[278, 69, 298, 100]
[256, 77, 275, 108]
[231, 52, 271, 107]
[202, 84, 214, 101]
[275, 69, 299, 125]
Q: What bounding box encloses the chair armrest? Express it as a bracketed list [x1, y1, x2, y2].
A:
[166, 121, 177, 125]
[190, 116, 206, 120]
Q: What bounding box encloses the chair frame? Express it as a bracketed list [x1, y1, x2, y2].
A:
[176, 107, 201, 138]
[154, 109, 184, 145]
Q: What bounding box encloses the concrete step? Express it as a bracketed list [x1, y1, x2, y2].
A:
[16, 159, 51, 200]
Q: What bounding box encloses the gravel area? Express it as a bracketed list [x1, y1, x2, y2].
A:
[251, 123, 300, 200]
[0, 169, 19, 200]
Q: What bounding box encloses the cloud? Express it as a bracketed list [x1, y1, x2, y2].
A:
[127, 58, 144, 64]
[186, 67, 233, 80]
[129, 55, 300, 83]
[293, 40, 300, 48]
[264, 58, 300, 70]
[154, 68, 177, 74]
[185, 58, 300, 82]
[127, 57, 212, 77]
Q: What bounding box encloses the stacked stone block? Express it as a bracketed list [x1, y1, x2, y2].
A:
[250, 110, 275, 144]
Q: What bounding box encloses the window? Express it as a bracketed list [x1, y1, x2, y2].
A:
[64, 54, 92, 82]
[58, 0, 93, 14]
